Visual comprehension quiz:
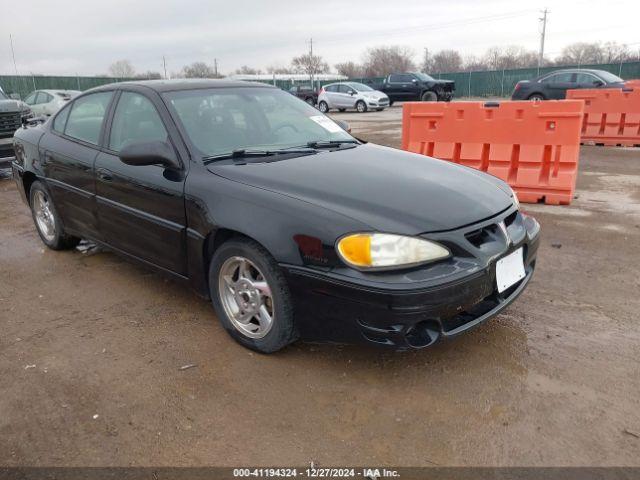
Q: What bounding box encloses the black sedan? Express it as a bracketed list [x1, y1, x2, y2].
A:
[12, 80, 540, 353]
[511, 68, 625, 101]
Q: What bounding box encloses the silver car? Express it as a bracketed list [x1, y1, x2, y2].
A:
[318, 82, 389, 113]
[23, 89, 81, 116]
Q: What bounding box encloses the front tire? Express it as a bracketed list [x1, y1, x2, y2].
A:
[421, 91, 438, 102]
[356, 100, 367, 113]
[528, 93, 545, 101]
[29, 180, 80, 250]
[209, 238, 297, 353]
[318, 101, 329, 113]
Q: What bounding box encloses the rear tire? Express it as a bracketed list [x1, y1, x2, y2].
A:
[356, 100, 367, 113]
[421, 91, 438, 102]
[209, 238, 298, 353]
[29, 180, 80, 250]
[318, 101, 329, 113]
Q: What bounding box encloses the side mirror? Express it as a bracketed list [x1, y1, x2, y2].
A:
[335, 120, 351, 133]
[119, 141, 180, 169]
[349, 90, 356, 95]
[593, 80, 604, 87]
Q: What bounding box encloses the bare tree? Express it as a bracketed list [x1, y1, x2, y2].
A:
[266, 64, 294, 74]
[235, 65, 263, 75]
[135, 71, 162, 80]
[108, 60, 135, 78]
[181, 62, 215, 78]
[291, 53, 329, 76]
[429, 50, 463, 73]
[362, 46, 415, 77]
[482, 46, 539, 70]
[334, 61, 364, 78]
[556, 42, 605, 65]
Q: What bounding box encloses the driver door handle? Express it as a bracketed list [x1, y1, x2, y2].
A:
[96, 168, 113, 182]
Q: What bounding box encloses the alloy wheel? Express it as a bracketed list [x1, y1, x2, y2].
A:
[32, 190, 56, 242]
[218, 256, 274, 339]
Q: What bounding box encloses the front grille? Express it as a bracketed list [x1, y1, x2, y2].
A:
[0, 112, 21, 137]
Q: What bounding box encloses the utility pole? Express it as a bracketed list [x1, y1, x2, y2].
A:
[9, 34, 19, 76]
[162, 56, 167, 79]
[213, 58, 218, 78]
[538, 8, 549, 72]
[309, 38, 314, 89]
[423, 47, 429, 73]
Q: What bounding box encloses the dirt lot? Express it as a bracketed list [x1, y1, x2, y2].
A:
[1, 105, 639, 467]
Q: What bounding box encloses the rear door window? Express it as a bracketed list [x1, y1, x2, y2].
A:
[64, 92, 113, 145]
[338, 85, 352, 94]
[541, 73, 574, 83]
[53, 104, 71, 133]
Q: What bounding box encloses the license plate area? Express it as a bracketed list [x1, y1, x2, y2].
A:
[495, 247, 526, 293]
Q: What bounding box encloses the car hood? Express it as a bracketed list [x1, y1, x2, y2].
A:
[0, 99, 27, 113]
[208, 143, 513, 235]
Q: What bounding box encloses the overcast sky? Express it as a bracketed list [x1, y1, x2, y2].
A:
[1, 0, 638, 76]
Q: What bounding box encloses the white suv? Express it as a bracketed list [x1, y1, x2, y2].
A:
[318, 82, 389, 113]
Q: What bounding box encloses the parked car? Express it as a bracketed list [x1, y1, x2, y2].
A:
[12, 79, 539, 353]
[511, 69, 625, 101]
[288, 85, 318, 106]
[23, 89, 80, 116]
[318, 82, 389, 113]
[372, 72, 455, 104]
[0, 86, 32, 165]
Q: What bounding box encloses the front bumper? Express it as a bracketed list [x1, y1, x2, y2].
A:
[282, 209, 539, 349]
[0, 137, 16, 168]
[364, 97, 389, 108]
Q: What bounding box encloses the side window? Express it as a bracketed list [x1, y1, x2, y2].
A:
[64, 91, 113, 145]
[575, 73, 600, 85]
[35, 92, 51, 104]
[389, 75, 402, 83]
[53, 104, 71, 133]
[325, 85, 338, 92]
[338, 85, 351, 93]
[541, 73, 574, 84]
[109, 92, 168, 152]
[24, 92, 37, 105]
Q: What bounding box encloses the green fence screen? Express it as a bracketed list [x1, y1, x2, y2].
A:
[2, 61, 640, 100]
[0, 75, 136, 100]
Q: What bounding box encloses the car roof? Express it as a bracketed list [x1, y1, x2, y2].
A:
[39, 89, 81, 94]
[538, 69, 611, 77]
[90, 79, 275, 93]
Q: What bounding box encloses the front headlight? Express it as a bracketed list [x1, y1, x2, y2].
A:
[336, 233, 450, 270]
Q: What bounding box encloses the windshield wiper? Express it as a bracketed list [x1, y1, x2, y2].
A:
[203, 148, 316, 164]
[306, 140, 359, 149]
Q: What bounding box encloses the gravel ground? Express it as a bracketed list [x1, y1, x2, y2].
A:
[1, 105, 639, 467]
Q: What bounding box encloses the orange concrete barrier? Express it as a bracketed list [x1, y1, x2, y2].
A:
[567, 87, 640, 147]
[402, 100, 584, 205]
[625, 79, 640, 87]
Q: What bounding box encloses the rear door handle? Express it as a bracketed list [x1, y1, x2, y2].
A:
[96, 168, 113, 182]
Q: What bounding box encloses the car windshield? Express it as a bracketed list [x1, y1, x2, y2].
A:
[414, 72, 435, 81]
[347, 82, 374, 92]
[596, 71, 624, 83]
[163, 87, 354, 158]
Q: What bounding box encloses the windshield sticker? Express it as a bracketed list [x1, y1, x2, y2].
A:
[309, 115, 342, 133]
